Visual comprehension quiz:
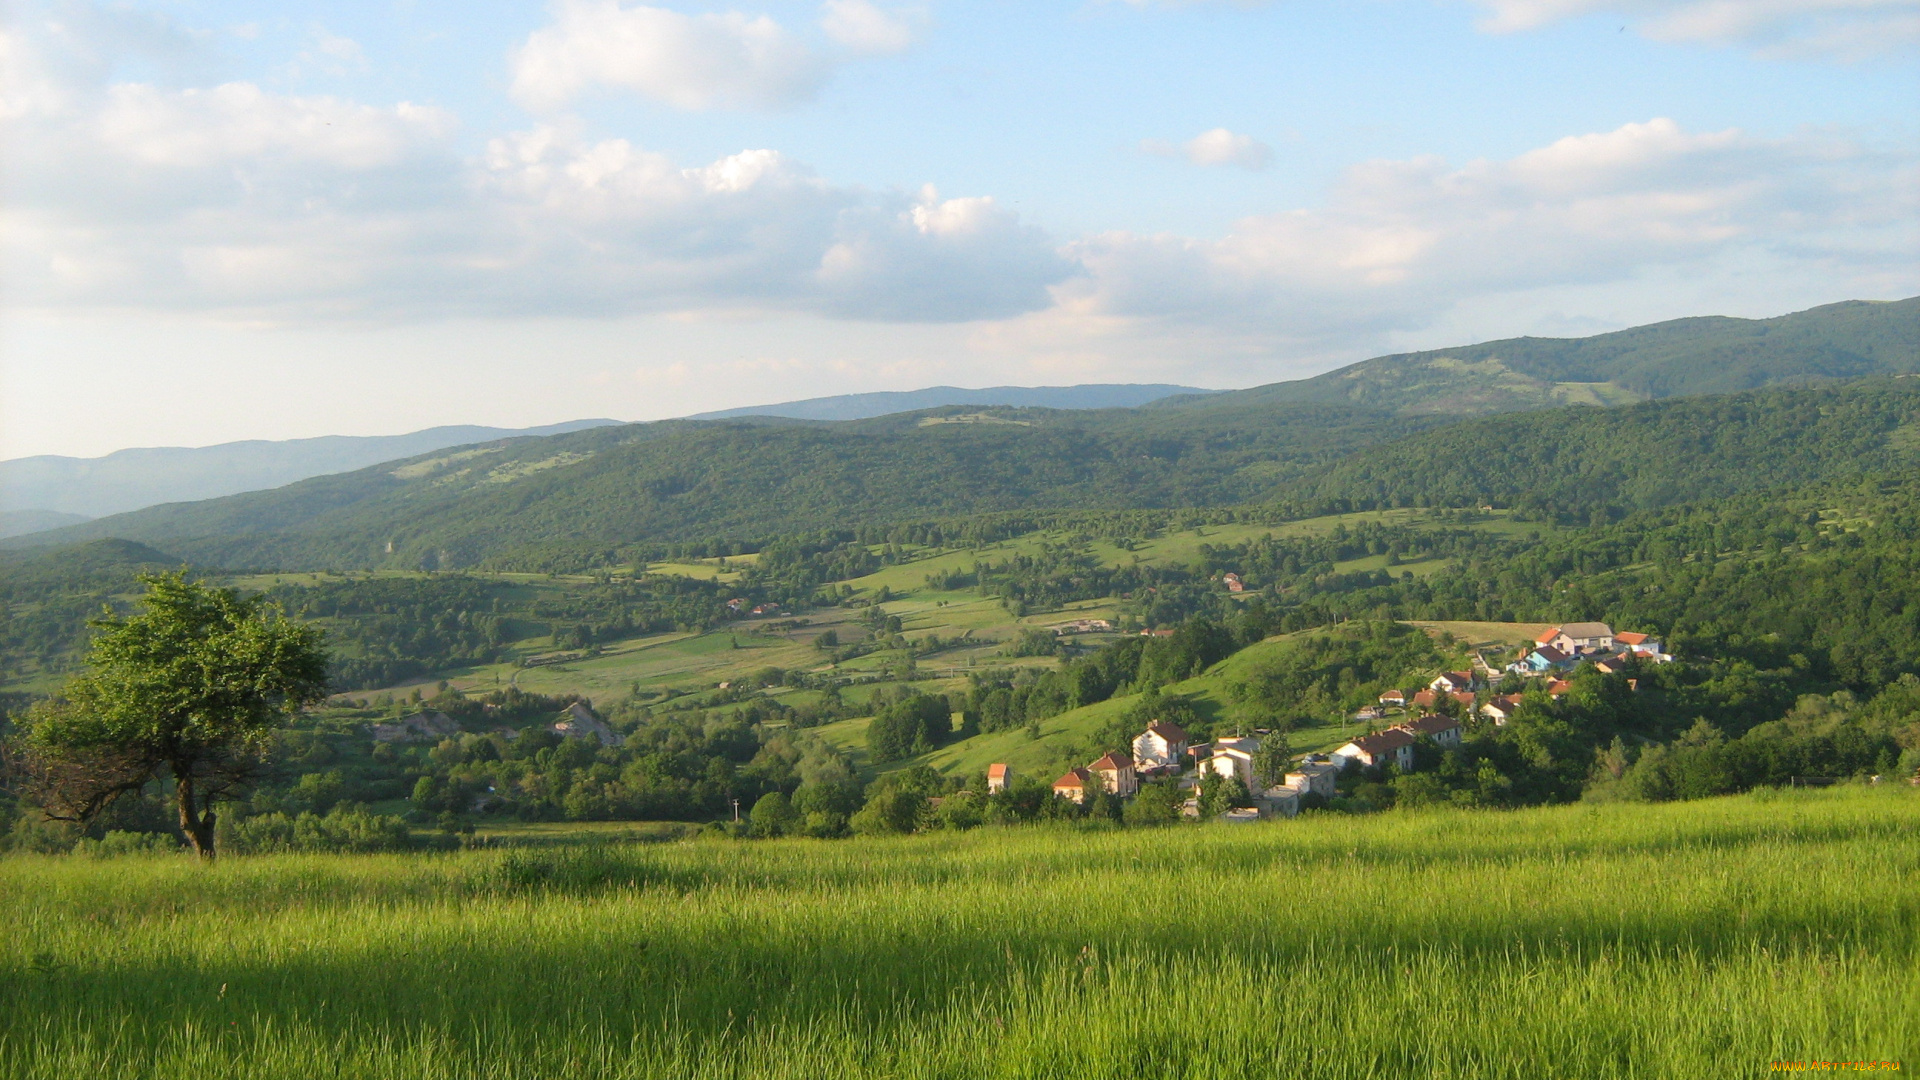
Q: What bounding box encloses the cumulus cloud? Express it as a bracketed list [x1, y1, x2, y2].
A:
[3, 29, 1068, 324]
[1472, 0, 1920, 58]
[1145, 127, 1272, 169]
[819, 0, 925, 54]
[1058, 118, 1915, 352]
[510, 2, 831, 111]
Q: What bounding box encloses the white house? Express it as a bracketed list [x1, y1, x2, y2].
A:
[1332, 729, 1416, 772]
[1429, 671, 1477, 694]
[1052, 768, 1092, 804]
[1395, 713, 1463, 749]
[987, 763, 1013, 794]
[1088, 752, 1139, 798]
[1479, 695, 1525, 725]
[1203, 736, 1267, 789]
[1537, 622, 1615, 655]
[1132, 722, 1190, 772]
[1284, 760, 1340, 799]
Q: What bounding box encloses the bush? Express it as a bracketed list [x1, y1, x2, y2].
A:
[223, 805, 414, 855]
[72, 830, 178, 858]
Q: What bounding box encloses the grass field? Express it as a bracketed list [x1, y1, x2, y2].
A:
[3, 787, 1912, 1078]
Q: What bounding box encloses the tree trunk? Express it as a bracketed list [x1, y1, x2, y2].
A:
[175, 774, 217, 860]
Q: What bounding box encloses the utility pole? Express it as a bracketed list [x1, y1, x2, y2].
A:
[731, 798, 740, 823]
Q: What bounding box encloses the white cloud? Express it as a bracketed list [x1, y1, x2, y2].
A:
[819, 0, 925, 54]
[288, 27, 370, 79]
[1051, 118, 1915, 355]
[1473, 0, 1920, 58]
[510, 1, 832, 111]
[95, 83, 454, 169]
[5, 39, 1068, 325]
[1143, 128, 1273, 169]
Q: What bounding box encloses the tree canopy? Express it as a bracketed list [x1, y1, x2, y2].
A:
[13, 572, 330, 858]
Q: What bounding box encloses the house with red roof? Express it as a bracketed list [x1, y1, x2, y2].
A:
[1088, 752, 1138, 797]
[1052, 768, 1093, 805]
[1332, 729, 1416, 772]
[1131, 721, 1190, 772]
[986, 763, 1013, 794]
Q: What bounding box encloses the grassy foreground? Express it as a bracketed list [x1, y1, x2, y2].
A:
[1, 789, 1915, 1079]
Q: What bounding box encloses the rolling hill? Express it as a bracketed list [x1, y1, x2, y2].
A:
[9, 297, 1915, 572]
[0, 419, 622, 523]
[1172, 296, 1917, 416]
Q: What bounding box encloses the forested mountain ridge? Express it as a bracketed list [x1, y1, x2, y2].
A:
[1286, 377, 1920, 520]
[14, 378, 1920, 573]
[5, 402, 1421, 571]
[1174, 296, 1917, 416]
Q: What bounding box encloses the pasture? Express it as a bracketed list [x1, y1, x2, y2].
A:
[1, 786, 1913, 1078]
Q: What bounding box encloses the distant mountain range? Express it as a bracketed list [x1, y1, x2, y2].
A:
[691, 384, 1213, 421]
[0, 420, 623, 529]
[5, 296, 1913, 558]
[0, 386, 1210, 534]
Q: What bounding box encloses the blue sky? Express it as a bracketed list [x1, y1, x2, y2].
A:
[2, 0, 1915, 457]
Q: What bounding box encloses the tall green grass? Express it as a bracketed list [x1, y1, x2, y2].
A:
[2, 787, 1915, 1078]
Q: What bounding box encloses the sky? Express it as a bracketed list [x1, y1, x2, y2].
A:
[2, 0, 1916, 459]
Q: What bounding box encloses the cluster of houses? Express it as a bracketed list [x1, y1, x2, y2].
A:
[992, 622, 1665, 822]
[1507, 623, 1669, 676]
[371, 701, 620, 748]
[1049, 618, 1116, 635]
[1370, 623, 1666, 728]
[726, 598, 785, 618]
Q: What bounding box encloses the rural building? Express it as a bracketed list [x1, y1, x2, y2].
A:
[1378, 689, 1408, 707]
[987, 763, 1013, 794]
[1511, 645, 1573, 674]
[1260, 785, 1302, 818]
[1132, 722, 1190, 772]
[1545, 679, 1572, 698]
[1537, 623, 1615, 655]
[1222, 572, 1245, 593]
[1088, 752, 1139, 797]
[1332, 729, 1416, 772]
[1430, 671, 1477, 694]
[551, 702, 620, 747]
[371, 710, 459, 744]
[1284, 760, 1340, 799]
[1615, 632, 1672, 661]
[1479, 694, 1524, 724]
[1395, 713, 1463, 748]
[1052, 768, 1093, 804]
[1203, 736, 1266, 789]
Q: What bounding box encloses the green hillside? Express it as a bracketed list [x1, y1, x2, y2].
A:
[8, 403, 1417, 571]
[8, 298, 1914, 576]
[1179, 296, 1917, 416]
[1291, 376, 1920, 518]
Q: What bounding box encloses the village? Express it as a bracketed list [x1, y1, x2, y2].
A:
[367, 621, 1672, 825]
[1024, 622, 1671, 821]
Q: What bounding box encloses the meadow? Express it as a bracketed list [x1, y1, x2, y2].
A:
[1, 786, 1913, 1078]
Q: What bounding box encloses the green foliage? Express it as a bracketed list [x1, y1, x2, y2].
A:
[866, 694, 952, 763]
[220, 805, 413, 854]
[1225, 621, 1442, 727]
[16, 572, 330, 857]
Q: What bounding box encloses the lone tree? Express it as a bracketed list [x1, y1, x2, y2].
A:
[11, 572, 329, 859]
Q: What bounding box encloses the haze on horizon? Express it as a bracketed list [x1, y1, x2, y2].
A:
[3, 0, 1915, 460]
